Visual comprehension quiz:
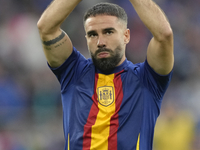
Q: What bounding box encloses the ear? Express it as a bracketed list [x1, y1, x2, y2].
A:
[124, 28, 130, 44]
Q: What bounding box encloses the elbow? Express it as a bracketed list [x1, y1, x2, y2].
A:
[156, 26, 173, 42]
[37, 19, 57, 35]
[37, 19, 47, 34]
[163, 27, 173, 40]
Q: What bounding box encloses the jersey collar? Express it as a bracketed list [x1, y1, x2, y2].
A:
[95, 59, 128, 74]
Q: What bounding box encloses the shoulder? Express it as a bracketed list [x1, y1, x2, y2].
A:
[125, 60, 145, 76]
[50, 47, 93, 76]
[125, 59, 173, 82]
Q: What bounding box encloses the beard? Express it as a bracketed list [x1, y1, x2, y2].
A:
[90, 46, 123, 74]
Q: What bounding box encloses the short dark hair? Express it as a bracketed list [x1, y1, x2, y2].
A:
[83, 2, 128, 26]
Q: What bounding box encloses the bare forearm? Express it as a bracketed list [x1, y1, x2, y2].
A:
[37, 0, 82, 34]
[129, 0, 172, 41]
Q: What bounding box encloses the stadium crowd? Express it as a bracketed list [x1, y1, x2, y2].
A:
[0, 0, 200, 149]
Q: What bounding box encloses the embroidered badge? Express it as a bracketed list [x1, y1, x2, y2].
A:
[97, 86, 114, 106]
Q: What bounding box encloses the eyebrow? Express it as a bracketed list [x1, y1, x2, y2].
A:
[87, 30, 97, 36]
[86, 27, 116, 36]
[103, 27, 116, 32]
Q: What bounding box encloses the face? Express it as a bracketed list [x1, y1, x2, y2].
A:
[84, 15, 130, 73]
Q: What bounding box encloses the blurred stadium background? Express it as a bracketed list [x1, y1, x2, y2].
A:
[0, 0, 200, 149]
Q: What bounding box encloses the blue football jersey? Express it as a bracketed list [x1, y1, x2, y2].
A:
[49, 47, 173, 150]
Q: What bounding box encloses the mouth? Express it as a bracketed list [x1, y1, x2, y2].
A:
[97, 51, 110, 58]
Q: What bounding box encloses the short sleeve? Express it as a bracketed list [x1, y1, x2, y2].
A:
[137, 59, 173, 101]
[48, 47, 90, 91]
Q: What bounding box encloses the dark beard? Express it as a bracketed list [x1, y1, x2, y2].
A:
[91, 46, 123, 74]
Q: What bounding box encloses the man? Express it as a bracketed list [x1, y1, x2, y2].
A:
[37, 0, 174, 149]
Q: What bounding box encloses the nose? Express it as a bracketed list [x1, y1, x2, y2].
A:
[97, 35, 106, 48]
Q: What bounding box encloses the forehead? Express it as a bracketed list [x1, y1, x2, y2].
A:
[84, 15, 122, 32]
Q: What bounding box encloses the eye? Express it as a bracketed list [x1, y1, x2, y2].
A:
[106, 30, 113, 35]
[88, 33, 98, 38]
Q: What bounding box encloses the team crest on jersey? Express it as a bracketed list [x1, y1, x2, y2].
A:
[97, 86, 114, 106]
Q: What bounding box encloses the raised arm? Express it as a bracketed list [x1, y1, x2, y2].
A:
[130, 0, 174, 75]
[37, 0, 82, 67]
